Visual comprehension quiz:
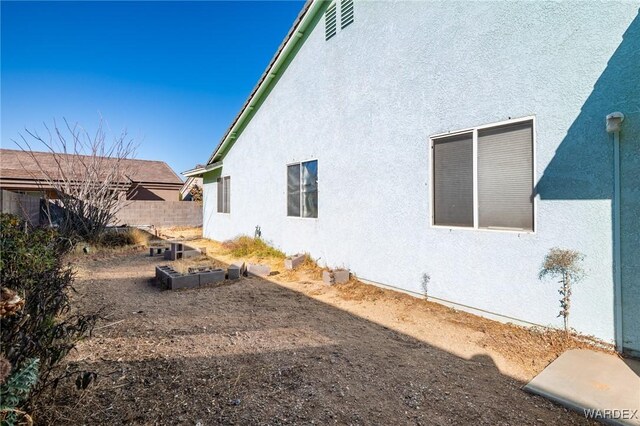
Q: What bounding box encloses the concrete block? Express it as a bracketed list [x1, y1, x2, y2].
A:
[199, 269, 225, 286]
[182, 249, 200, 259]
[322, 269, 350, 285]
[285, 253, 305, 270]
[168, 272, 199, 290]
[247, 263, 271, 277]
[333, 269, 350, 284]
[164, 250, 172, 260]
[227, 265, 241, 280]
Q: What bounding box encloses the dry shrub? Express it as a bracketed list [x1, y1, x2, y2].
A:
[98, 228, 151, 248]
[221, 236, 285, 260]
[334, 277, 387, 301]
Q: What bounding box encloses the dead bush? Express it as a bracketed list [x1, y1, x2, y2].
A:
[221, 236, 285, 260]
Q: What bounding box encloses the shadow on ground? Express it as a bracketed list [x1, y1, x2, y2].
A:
[39, 252, 593, 425]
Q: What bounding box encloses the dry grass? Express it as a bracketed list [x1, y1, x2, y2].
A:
[279, 254, 324, 282]
[221, 236, 286, 260]
[97, 228, 153, 248]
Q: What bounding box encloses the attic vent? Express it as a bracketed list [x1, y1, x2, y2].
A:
[325, 3, 337, 40]
[340, 0, 354, 29]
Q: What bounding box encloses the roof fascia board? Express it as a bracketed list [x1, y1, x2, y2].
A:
[182, 161, 223, 177]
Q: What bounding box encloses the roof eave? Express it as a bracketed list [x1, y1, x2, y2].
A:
[205, 0, 322, 165]
[182, 161, 224, 177]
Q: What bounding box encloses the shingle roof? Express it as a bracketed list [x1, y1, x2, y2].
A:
[0, 149, 183, 185]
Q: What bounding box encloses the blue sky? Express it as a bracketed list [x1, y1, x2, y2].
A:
[1, 1, 304, 177]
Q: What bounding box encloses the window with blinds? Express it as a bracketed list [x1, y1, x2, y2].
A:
[433, 133, 474, 227]
[217, 176, 230, 214]
[287, 160, 318, 218]
[478, 122, 533, 230]
[431, 119, 534, 231]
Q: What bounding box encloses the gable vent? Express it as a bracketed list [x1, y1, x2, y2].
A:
[341, 0, 354, 29]
[325, 3, 337, 40]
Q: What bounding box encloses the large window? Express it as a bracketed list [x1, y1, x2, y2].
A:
[217, 176, 230, 213]
[287, 160, 318, 218]
[431, 119, 534, 231]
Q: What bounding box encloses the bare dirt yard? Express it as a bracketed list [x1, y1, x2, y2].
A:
[39, 229, 605, 425]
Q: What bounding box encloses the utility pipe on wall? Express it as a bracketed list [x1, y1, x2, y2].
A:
[606, 111, 624, 352]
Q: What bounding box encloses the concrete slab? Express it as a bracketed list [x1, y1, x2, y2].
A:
[524, 349, 640, 425]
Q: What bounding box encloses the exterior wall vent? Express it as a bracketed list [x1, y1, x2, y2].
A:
[341, 0, 354, 29]
[325, 3, 337, 40]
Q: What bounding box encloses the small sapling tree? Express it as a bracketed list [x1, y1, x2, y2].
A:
[539, 248, 585, 334]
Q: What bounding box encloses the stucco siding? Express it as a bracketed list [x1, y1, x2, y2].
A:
[203, 2, 639, 343]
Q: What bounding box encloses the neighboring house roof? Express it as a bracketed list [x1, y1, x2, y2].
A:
[187, 0, 320, 175]
[180, 176, 202, 197]
[0, 149, 183, 189]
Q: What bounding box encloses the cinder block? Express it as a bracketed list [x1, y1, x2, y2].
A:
[164, 250, 172, 260]
[333, 269, 350, 284]
[199, 269, 225, 286]
[322, 269, 350, 285]
[247, 263, 271, 277]
[284, 253, 305, 270]
[182, 250, 200, 259]
[227, 265, 240, 280]
[168, 273, 199, 290]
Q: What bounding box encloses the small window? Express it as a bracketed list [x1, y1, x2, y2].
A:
[431, 119, 534, 231]
[325, 3, 337, 40]
[340, 0, 354, 29]
[287, 160, 318, 218]
[217, 176, 230, 213]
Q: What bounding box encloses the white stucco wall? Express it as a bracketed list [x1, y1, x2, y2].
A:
[203, 1, 640, 343]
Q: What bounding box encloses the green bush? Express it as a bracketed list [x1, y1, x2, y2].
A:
[0, 214, 97, 421]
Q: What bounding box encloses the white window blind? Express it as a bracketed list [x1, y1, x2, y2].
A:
[217, 176, 230, 213]
[287, 160, 318, 218]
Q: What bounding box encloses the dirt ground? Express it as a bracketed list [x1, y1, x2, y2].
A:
[38, 229, 605, 425]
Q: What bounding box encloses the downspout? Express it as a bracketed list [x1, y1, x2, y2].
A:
[606, 112, 624, 352]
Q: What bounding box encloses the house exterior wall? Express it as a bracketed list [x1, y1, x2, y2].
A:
[202, 2, 639, 343]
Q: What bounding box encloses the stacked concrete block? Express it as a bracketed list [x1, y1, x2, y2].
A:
[247, 263, 271, 277]
[284, 253, 305, 270]
[322, 269, 350, 285]
[168, 272, 200, 290]
[149, 246, 169, 257]
[155, 265, 232, 290]
[167, 242, 201, 260]
[199, 269, 225, 286]
[227, 264, 241, 280]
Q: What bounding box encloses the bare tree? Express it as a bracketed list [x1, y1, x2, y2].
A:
[14, 118, 137, 243]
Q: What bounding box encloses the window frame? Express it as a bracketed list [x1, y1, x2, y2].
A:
[217, 175, 231, 214]
[429, 116, 536, 234]
[286, 159, 319, 219]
